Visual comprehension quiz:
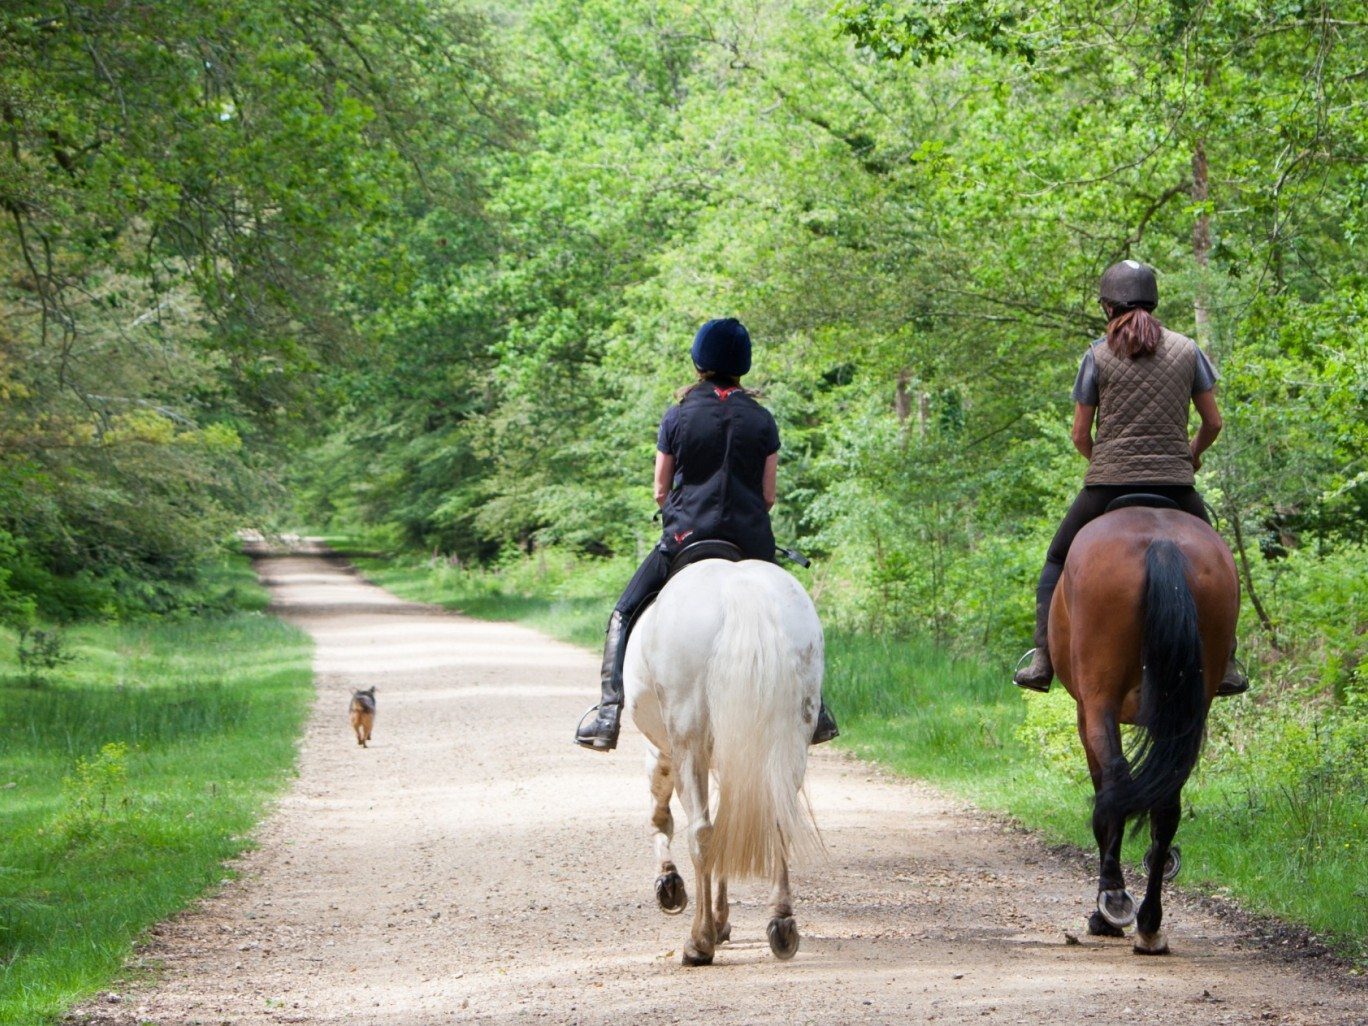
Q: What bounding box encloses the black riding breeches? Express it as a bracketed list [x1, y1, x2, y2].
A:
[1032, 484, 1210, 647]
[613, 545, 672, 624]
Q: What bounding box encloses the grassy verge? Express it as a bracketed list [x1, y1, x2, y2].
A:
[0, 554, 313, 1024]
[347, 546, 629, 650]
[832, 634, 1368, 966]
[350, 545, 1367, 967]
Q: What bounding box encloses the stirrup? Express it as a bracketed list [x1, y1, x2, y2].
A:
[1012, 648, 1052, 693]
[574, 703, 619, 751]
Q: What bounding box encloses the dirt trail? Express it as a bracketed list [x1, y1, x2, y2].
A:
[73, 548, 1364, 1026]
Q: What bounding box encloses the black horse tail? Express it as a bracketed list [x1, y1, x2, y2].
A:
[1097, 539, 1208, 831]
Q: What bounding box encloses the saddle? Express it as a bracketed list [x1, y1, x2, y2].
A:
[1104, 492, 1180, 514]
[666, 539, 744, 581]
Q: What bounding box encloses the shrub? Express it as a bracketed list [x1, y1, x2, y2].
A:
[15, 626, 75, 684]
[56, 742, 133, 842]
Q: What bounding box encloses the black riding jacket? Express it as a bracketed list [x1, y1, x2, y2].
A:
[658, 383, 779, 560]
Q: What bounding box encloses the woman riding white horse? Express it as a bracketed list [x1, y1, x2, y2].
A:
[574, 317, 831, 964]
[625, 555, 825, 964]
[574, 317, 837, 751]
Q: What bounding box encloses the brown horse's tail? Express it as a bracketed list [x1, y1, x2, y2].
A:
[1097, 539, 1208, 830]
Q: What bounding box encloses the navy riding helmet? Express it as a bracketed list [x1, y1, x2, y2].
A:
[691, 318, 752, 378]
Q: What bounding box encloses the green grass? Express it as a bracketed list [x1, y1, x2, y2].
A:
[0, 555, 313, 1024]
[349, 548, 630, 650]
[352, 545, 1368, 966]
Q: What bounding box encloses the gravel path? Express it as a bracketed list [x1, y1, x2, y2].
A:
[71, 548, 1365, 1025]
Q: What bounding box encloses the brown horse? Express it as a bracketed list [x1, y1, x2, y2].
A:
[1050, 502, 1239, 955]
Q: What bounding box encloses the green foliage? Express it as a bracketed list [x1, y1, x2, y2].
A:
[1246, 542, 1368, 702]
[56, 741, 130, 842]
[14, 626, 73, 685]
[0, 0, 507, 615]
[0, 531, 36, 630]
[834, 0, 1038, 65]
[293, 0, 1363, 742]
[0, 562, 312, 1023]
[1016, 686, 1088, 783]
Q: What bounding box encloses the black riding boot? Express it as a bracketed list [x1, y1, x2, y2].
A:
[811, 699, 839, 744]
[1013, 593, 1054, 693]
[575, 610, 627, 751]
[1216, 645, 1249, 697]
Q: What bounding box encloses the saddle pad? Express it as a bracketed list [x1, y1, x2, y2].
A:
[1105, 492, 1181, 514]
[667, 539, 744, 580]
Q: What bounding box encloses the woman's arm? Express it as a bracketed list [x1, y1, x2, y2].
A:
[1071, 403, 1096, 460]
[763, 452, 778, 510]
[654, 451, 675, 508]
[1190, 390, 1223, 470]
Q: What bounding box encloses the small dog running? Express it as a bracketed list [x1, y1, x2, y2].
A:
[349, 687, 376, 747]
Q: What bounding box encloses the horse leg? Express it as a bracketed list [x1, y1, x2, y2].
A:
[1081, 706, 1134, 936]
[648, 747, 687, 915]
[713, 876, 731, 944]
[675, 751, 716, 966]
[766, 858, 800, 960]
[1078, 709, 1123, 939]
[1134, 795, 1180, 955]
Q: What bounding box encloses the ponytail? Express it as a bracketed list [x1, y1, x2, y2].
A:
[675, 370, 760, 402]
[1106, 307, 1163, 359]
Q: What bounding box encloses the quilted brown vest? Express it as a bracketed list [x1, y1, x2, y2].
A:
[1085, 328, 1197, 486]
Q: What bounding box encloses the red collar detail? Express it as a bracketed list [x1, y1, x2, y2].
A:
[713, 385, 741, 400]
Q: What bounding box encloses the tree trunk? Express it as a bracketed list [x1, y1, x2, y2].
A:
[1226, 499, 1281, 650]
[1191, 139, 1211, 342]
[894, 369, 911, 423]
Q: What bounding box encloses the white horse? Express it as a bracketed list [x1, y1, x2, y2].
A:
[624, 557, 824, 966]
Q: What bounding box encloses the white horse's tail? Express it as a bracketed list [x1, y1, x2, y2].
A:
[705, 581, 821, 881]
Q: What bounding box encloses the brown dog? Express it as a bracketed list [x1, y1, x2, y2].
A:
[349, 687, 376, 747]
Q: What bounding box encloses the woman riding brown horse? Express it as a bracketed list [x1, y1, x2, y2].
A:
[1014, 260, 1247, 697]
[1052, 501, 1238, 953]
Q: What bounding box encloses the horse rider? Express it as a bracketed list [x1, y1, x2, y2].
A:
[1013, 260, 1249, 697]
[575, 317, 840, 751]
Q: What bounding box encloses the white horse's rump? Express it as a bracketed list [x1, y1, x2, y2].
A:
[625, 558, 823, 965]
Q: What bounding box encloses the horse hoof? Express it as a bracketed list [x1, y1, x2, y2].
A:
[1142, 844, 1182, 882]
[1134, 930, 1169, 955]
[655, 872, 687, 915]
[716, 921, 732, 944]
[1087, 911, 1125, 938]
[682, 943, 713, 967]
[767, 915, 800, 961]
[1097, 889, 1137, 929]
